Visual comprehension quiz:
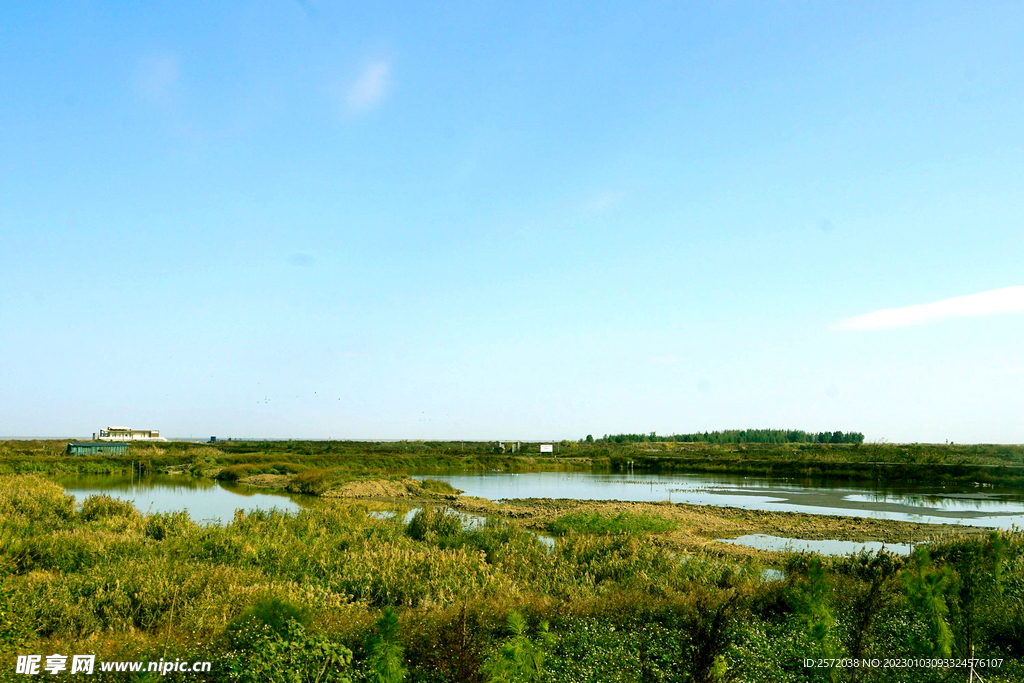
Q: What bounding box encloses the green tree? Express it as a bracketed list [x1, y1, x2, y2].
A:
[482, 611, 553, 683]
[365, 608, 407, 683]
[948, 531, 1006, 658]
[793, 558, 841, 681]
[902, 550, 954, 658]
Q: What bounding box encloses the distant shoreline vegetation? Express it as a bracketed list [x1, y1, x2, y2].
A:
[594, 429, 866, 445]
[5, 436, 1023, 488]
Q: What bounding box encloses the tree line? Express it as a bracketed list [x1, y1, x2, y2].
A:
[592, 429, 865, 445]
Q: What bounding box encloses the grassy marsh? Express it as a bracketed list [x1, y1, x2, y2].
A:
[2, 474, 1022, 682]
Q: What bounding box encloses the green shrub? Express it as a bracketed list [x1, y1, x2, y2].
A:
[418, 479, 462, 495]
[227, 596, 312, 651]
[0, 574, 33, 647]
[217, 462, 309, 481]
[288, 468, 348, 495]
[545, 511, 677, 536]
[902, 549, 954, 658]
[143, 511, 194, 540]
[20, 532, 103, 573]
[80, 494, 140, 522]
[462, 519, 548, 566]
[0, 474, 75, 525]
[481, 611, 553, 683]
[406, 508, 463, 542]
[364, 607, 407, 683]
[225, 619, 353, 683]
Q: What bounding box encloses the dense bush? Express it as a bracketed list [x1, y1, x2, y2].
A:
[80, 493, 140, 521]
[225, 618, 353, 683]
[406, 508, 463, 542]
[227, 596, 313, 650]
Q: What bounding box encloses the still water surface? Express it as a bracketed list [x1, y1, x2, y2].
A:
[418, 471, 1024, 529]
[717, 534, 917, 556]
[54, 471, 1024, 529]
[56, 474, 305, 524]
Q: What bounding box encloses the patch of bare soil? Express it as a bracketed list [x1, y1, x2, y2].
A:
[238, 474, 291, 489]
[322, 478, 424, 498]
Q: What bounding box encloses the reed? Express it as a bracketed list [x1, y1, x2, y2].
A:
[1, 474, 1021, 682]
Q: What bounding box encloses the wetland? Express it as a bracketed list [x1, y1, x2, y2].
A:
[3, 439, 1024, 681]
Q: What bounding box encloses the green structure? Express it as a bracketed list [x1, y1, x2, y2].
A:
[66, 442, 129, 456]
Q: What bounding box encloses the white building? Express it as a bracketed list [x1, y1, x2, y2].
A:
[94, 426, 167, 442]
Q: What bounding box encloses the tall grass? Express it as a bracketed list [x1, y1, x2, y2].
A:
[1, 474, 1022, 682]
[545, 511, 678, 536]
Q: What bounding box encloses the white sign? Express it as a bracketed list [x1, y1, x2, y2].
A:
[540, 444, 553, 453]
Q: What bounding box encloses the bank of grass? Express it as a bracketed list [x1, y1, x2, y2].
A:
[3, 438, 1023, 487]
[418, 478, 462, 495]
[545, 510, 678, 536]
[216, 461, 311, 481]
[2, 474, 1022, 682]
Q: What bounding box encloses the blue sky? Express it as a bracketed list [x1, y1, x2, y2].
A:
[2, 2, 1022, 442]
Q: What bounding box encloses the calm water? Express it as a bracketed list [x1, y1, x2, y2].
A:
[415, 471, 1024, 529]
[56, 474, 305, 524]
[718, 534, 917, 556]
[53, 471, 1024, 530]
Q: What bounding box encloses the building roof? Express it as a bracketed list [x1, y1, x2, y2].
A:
[68, 442, 128, 447]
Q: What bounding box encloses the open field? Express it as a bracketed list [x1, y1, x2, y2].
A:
[2, 473, 1023, 682]
[3, 439, 1024, 487]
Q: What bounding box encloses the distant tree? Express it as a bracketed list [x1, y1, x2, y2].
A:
[593, 429, 865, 445]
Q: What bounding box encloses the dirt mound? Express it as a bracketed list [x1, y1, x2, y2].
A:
[238, 474, 291, 489]
[322, 478, 422, 498]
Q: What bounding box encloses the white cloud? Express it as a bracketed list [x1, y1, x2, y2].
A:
[836, 286, 1024, 330]
[346, 61, 390, 112]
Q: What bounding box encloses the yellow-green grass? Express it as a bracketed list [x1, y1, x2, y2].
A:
[1, 474, 1022, 682]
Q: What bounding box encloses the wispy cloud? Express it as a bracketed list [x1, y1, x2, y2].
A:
[836, 286, 1024, 330]
[578, 190, 625, 217]
[346, 61, 390, 112]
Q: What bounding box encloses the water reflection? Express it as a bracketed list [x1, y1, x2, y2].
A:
[50, 471, 1024, 531]
[719, 534, 917, 556]
[843, 492, 1024, 513]
[55, 474, 305, 524]
[415, 472, 1024, 529]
